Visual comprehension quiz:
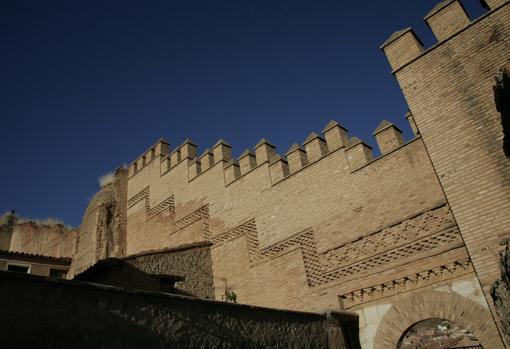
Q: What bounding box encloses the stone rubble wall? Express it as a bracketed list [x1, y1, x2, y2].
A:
[0, 271, 360, 349]
[80, 243, 215, 299]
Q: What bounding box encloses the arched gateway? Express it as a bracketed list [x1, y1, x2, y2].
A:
[397, 319, 481, 348]
[373, 290, 502, 349]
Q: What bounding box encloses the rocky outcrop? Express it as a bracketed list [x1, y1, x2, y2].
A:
[491, 241, 510, 344]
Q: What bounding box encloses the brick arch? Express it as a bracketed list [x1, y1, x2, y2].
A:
[373, 290, 502, 349]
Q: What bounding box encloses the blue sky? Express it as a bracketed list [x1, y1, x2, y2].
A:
[0, 1, 487, 226]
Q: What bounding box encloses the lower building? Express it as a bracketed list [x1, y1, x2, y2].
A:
[0, 250, 70, 279]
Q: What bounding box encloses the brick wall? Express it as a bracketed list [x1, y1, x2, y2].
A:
[122, 132, 452, 309]
[382, 2, 510, 347]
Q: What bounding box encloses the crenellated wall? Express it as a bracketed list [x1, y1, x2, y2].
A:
[126, 119, 406, 187]
[118, 114, 496, 347]
[124, 118, 444, 257]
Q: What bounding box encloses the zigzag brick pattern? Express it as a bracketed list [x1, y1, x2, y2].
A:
[127, 188, 460, 288]
[169, 205, 210, 240]
[127, 187, 175, 221]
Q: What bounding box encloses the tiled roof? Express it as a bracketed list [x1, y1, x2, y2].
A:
[0, 249, 71, 263]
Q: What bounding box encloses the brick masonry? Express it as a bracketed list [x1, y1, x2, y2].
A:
[382, 1, 510, 347]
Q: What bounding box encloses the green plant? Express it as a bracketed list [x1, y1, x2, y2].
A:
[224, 289, 237, 303]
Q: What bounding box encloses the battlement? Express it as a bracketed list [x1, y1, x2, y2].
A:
[381, 0, 509, 72]
[128, 138, 169, 177]
[126, 113, 417, 188]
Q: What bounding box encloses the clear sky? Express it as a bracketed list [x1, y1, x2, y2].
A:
[1, 1, 487, 226]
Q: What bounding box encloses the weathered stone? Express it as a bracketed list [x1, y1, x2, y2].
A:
[492, 241, 510, 344]
[0, 271, 359, 349]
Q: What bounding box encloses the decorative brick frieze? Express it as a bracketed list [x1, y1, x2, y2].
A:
[127, 187, 461, 288]
[211, 204, 461, 287]
[127, 187, 150, 208]
[127, 187, 175, 221]
[339, 257, 472, 309]
[126, 189, 461, 289]
[320, 204, 455, 271]
[168, 205, 210, 240]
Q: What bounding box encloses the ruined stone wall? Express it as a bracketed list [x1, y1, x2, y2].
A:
[0, 271, 360, 349]
[381, 2, 510, 347]
[72, 168, 128, 277]
[9, 222, 76, 258]
[72, 186, 114, 276]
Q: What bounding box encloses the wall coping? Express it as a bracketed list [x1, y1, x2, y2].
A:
[0, 270, 358, 323]
[390, 1, 509, 75]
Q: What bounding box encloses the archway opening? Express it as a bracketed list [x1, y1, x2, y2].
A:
[397, 318, 482, 349]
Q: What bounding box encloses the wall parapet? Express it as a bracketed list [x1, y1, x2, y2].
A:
[128, 138, 169, 177]
[380, 0, 509, 74]
[126, 114, 420, 189]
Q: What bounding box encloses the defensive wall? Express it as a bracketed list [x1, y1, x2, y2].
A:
[114, 117, 501, 347]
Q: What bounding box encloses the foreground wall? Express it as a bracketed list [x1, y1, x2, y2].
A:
[0, 271, 359, 349]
